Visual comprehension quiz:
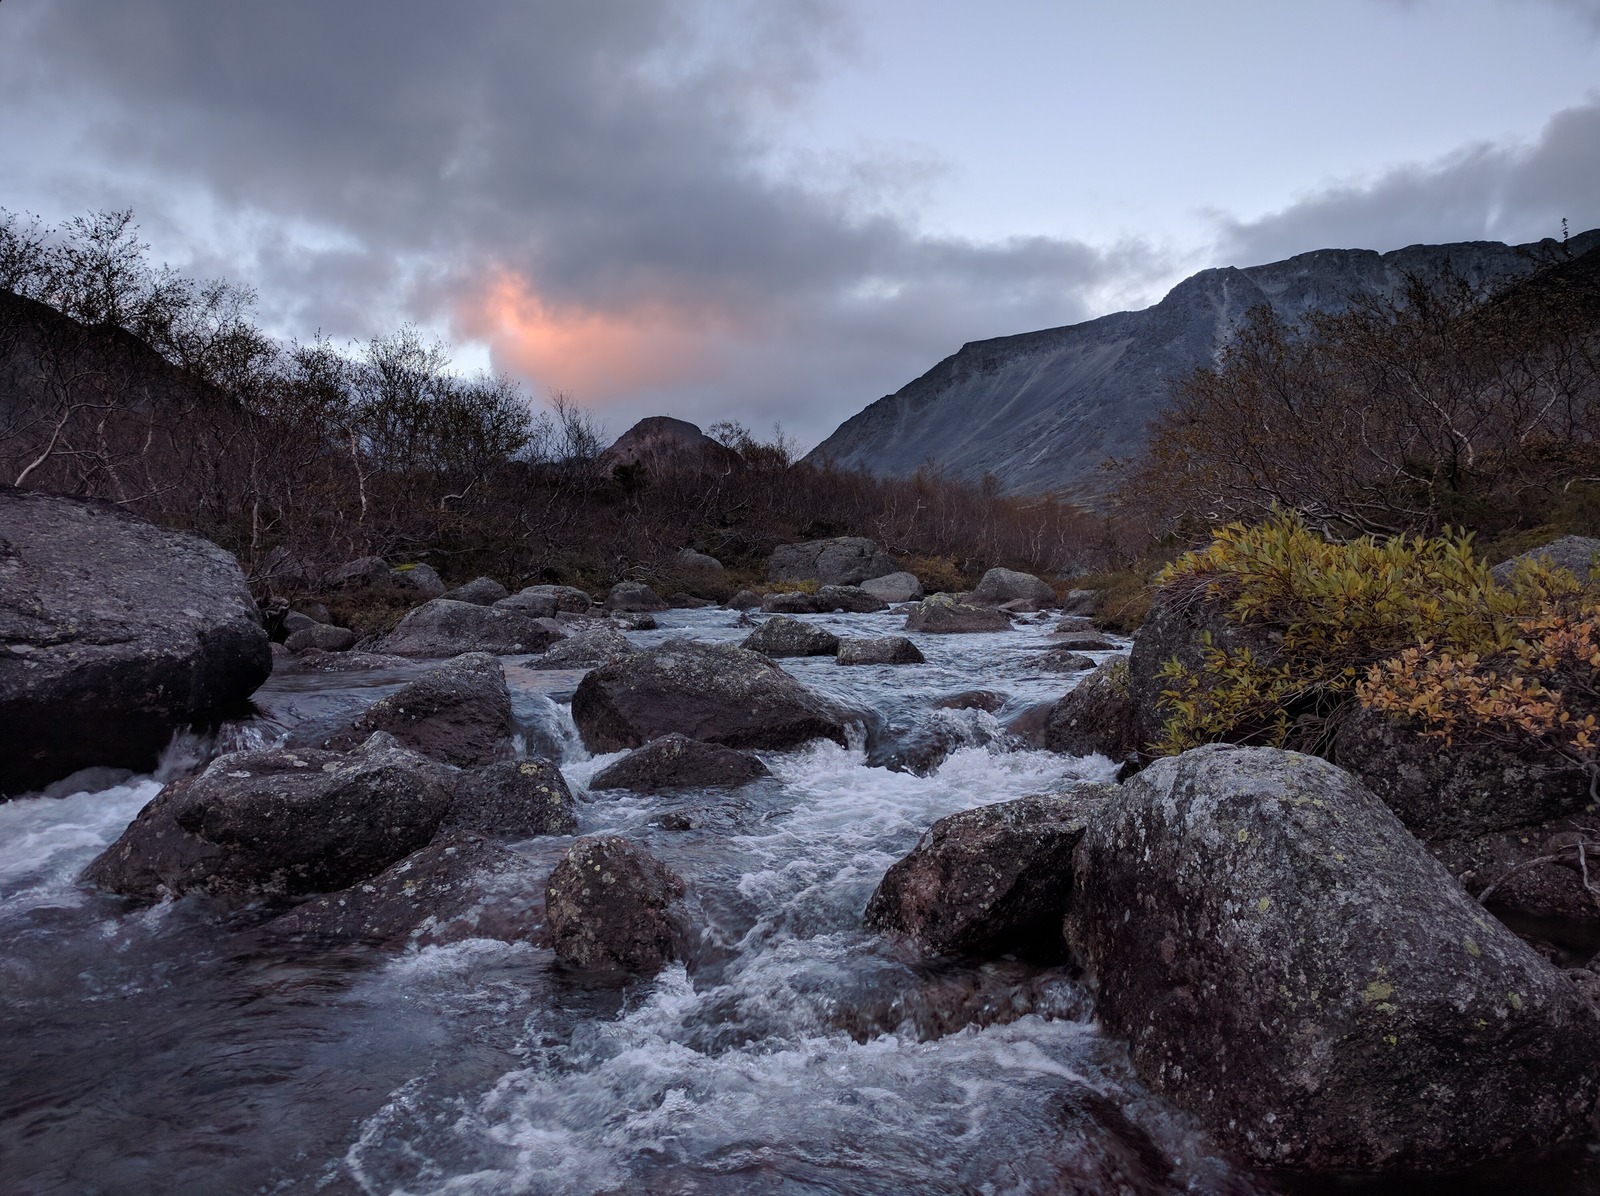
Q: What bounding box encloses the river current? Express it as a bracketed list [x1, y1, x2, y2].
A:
[3, 608, 1597, 1194]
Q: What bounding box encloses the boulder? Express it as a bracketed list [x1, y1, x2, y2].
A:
[1055, 615, 1095, 633]
[278, 648, 411, 673]
[1431, 810, 1600, 928]
[1060, 589, 1097, 616]
[741, 615, 840, 658]
[904, 593, 1012, 634]
[495, 589, 558, 618]
[675, 548, 724, 574]
[933, 690, 1005, 712]
[545, 835, 685, 975]
[859, 571, 923, 603]
[726, 589, 762, 610]
[969, 567, 1055, 608]
[442, 576, 509, 606]
[1055, 633, 1118, 652]
[768, 537, 897, 586]
[1065, 744, 1600, 1172]
[1043, 660, 1139, 761]
[667, 593, 715, 609]
[325, 555, 394, 589]
[611, 610, 658, 631]
[605, 581, 668, 612]
[815, 585, 889, 613]
[570, 639, 849, 753]
[761, 590, 826, 614]
[590, 732, 770, 793]
[836, 636, 925, 666]
[0, 488, 271, 796]
[531, 626, 633, 671]
[393, 562, 446, 598]
[999, 598, 1046, 615]
[513, 584, 593, 614]
[445, 758, 577, 837]
[1035, 649, 1097, 673]
[865, 790, 1110, 958]
[284, 623, 359, 654]
[83, 734, 456, 901]
[307, 652, 514, 768]
[867, 708, 1007, 776]
[1333, 704, 1590, 842]
[381, 599, 558, 657]
[281, 610, 317, 635]
[1491, 535, 1600, 584]
[264, 831, 542, 948]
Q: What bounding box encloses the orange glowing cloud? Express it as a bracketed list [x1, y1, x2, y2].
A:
[456, 270, 728, 401]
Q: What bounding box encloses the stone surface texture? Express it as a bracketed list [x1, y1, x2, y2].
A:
[545, 835, 685, 975]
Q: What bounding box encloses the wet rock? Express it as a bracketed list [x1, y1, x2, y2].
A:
[545, 835, 685, 975]
[867, 707, 1007, 775]
[393, 563, 446, 599]
[83, 734, 455, 901]
[865, 790, 1109, 957]
[859, 571, 923, 603]
[741, 615, 840, 658]
[325, 555, 394, 589]
[445, 758, 577, 837]
[1035, 649, 1096, 672]
[1054, 615, 1095, 633]
[1004, 701, 1054, 748]
[933, 690, 1005, 713]
[1054, 633, 1117, 652]
[668, 593, 715, 609]
[815, 585, 889, 613]
[443, 576, 509, 606]
[1065, 744, 1600, 1173]
[999, 598, 1046, 614]
[278, 648, 412, 673]
[284, 623, 359, 654]
[308, 652, 514, 768]
[1044, 660, 1139, 761]
[494, 589, 558, 618]
[726, 589, 761, 610]
[969, 567, 1055, 608]
[761, 590, 825, 614]
[1333, 704, 1589, 842]
[904, 593, 1012, 634]
[264, 831, 542, 948]
[675, 548, 723, 574]
[0, 488, 271, 796]
[381, 599, 559, 657]
[1491, 535, 1600, 584]
[611, 610, 658, 631]
[605, 581, 668, 612]
[836, 636, 924, 666]
[768, 536, 896, 586]
[571, 639, 849, 753]
[589, 733, 770, 793]
[531, 626, 633, 670]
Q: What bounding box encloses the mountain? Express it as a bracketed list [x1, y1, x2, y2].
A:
[805, 232, 1600, 500]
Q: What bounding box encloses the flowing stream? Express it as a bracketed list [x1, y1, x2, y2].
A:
[3, 608, 1598, 1195]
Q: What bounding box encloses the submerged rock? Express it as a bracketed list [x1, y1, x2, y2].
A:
[1065, 744, 1600, 1173]
[589, 733, 770, 793]
[570, 639, 849, 753]
[264, 831, 542, 948]
[741, 615, 840, 658]
[83, 734, 455, 901]
[307, 651, 514, 768]
[836, 636, 924, 666]
[865, 790, 1109, 958]
[446, 758, 577, 837]
[545, 835, 685, 976]
[904, 593, 1011, 634]
[382, 599, 558, 657]
[0, 488, 270, 796]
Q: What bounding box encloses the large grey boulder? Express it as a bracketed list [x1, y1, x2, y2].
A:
[283, 623, 359, 654]
[589, 733, 770, 793]
[444, 758, 577, 837]
[507, 584, 592, 614]
[306, 652, 515, 768]
[393, 562, 446, 598]
[768, 537, 896, 586]
[865, 790, 1109, 957]
[1065, 744, 1600, 1173]
[675, 548, 723, 574]
[859, 571, 923, 603]
[381, 599, 559, 657]
[545, 835, 685, 976]
[814, 585, 889, 613]
[605, 581, 668, 612]
[740, 615, 840, 658]
[531, 626, 633, 671]
[1491, 535, 1600, 584]
[494, 589, 558, 618]
[82, 734, 456, 901]
[264, 831, 542, 948]
[1044, 660, 1139, 761]
[969, 567, 1055, 608]
[442, 576, 509, 606]
[836, 636, 924, 666]
[0, 488, 270, 795]
[760, 590, 826, 614]
[570, 639, 849, 753]
[904, 593, 1012, 634]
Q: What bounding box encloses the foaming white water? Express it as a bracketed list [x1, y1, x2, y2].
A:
[0, 780, 159, 910]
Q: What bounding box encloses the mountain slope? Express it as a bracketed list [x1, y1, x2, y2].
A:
[806, 233, 1600, 499]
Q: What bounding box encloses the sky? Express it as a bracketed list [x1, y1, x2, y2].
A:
[2, 0, 1598, 450]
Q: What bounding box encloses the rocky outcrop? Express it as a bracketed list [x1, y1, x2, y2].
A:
[903, 594, 1011, 634]
[969, 568, 1055, 608]
[1065, 744, 1600, 1173]
[589, 733, 771, 793]
[859, 571, 923, 603]
[283, 624, 359, 654]
[307, 652, 514, 768]
[381, 599, 558, 657]
[531, 626, 634, 670]
[768, 537, 896, 586]
[445, 758, 577, 837]
[570, 640, 849, 753]
[83, 734, 456, 901]
[0, 487, 271, 796]
[442, 576, 509, 606]
[264, 832, 543, 948]
[741, 615, 840, 658]
[1044, 660, 1139, 761]
[865, 790, 1110, 957]
[545, 835, 685, 975]
[836, 636, 925, 666]
[1491, 535, 1600, 584]
[605, 581, 668, 612]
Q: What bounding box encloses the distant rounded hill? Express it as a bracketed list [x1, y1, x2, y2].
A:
[599, 416, 740, 475]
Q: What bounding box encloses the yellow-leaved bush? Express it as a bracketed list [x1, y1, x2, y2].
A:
[1151, 512, 1590, 757]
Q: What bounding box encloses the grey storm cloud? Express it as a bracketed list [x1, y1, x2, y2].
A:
[0, 0, 1155, 447]
[1215, 95, 1600, 266]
